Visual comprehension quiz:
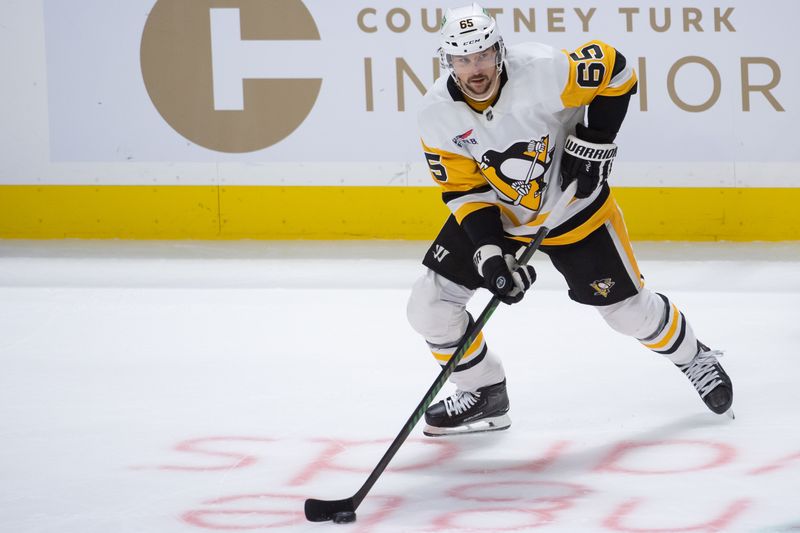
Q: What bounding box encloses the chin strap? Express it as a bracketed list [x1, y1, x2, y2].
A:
[457, 68, 503, 103]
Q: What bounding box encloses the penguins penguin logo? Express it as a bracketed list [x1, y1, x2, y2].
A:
[479, 135, 554, 210]
[591, 278, 615, 297]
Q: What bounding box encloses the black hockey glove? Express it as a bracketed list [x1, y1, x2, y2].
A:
[560, 123, 618, 199]
[473, 244, 536, 305]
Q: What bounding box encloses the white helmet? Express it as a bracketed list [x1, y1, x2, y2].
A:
[438, 3, 505, 100]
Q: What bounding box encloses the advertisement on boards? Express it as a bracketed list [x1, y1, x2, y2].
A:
[27, 1, 800, 185]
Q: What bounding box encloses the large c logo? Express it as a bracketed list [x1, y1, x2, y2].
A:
[140, 0, 321, 153]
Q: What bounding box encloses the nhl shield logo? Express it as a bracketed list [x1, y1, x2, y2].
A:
[591, 278, 615, 297]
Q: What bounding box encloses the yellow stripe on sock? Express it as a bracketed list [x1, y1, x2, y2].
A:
[431, 332, 484, 363]
[643, 304, 679, 350]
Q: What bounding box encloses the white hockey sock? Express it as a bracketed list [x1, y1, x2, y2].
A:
[448, 349, 506, 393]
[599, 289, 699, 365]
[640, 293, 698, 365]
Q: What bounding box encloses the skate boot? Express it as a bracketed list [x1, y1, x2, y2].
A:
[677, 342, 733, 415]
[423, 380, 511, 437]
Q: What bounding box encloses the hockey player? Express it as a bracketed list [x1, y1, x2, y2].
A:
[407, 3, 733, 436]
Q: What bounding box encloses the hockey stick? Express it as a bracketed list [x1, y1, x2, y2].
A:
[512, 139, 546, 206]
[304, 180, 578, 523]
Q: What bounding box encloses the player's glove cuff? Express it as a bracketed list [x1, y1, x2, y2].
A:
[474, 244, 536, 305]
[563, 134, 617, 162]
[560, 128, 617, 199]
[473, 244, 503, 277]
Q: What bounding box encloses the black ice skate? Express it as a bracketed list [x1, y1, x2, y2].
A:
[677, 342, 733, 416]
[423, 380, 511, 437]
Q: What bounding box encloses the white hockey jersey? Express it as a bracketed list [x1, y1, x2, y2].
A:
[418, 40, 637, 245]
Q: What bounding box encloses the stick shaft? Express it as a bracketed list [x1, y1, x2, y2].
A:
[305, 181, 578, 520]
[350, 225, 550, 508]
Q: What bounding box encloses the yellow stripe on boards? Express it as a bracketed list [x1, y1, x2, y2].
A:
[0, 185, 221, 239]
[219, 186, 447, 239]
[613, 188, 800, 241]
[1, 185, 799, 240]
[0, 185, 448, 240]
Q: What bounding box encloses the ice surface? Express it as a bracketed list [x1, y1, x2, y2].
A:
[1, 240, 799, 532]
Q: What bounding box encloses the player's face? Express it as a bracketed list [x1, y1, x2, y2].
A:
[450, 48, 498, 99]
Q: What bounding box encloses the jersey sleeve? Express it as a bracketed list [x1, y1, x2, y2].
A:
[560, 40, 638, 108]
[420, 139, 498, 224]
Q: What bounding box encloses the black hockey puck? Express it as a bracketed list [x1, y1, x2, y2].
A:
[332, 511, 356, 524]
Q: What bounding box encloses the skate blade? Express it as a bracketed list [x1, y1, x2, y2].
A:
[423, 414, 511, 437]
[724, 409, 735, 420]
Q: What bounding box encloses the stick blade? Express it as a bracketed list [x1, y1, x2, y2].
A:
[304, 497, 356, 522]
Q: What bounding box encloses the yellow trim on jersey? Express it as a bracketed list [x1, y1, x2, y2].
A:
[601, 76, 638, 97]
[498, 204, 524, 227]
[523, 211, 551, 228]
[421, 140, 484, 192]
[643, 304, 680, 350]
[454, 202, 494, 224]
[464, 93, 493, 112]
[560, 40, 637, 108]
[607, 199, 644, 286]
[421, 139, 495, 226]
[519, 197, 583, 232]
[540, 192, 616, 246]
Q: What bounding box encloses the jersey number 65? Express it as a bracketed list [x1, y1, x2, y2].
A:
[570, 44, 606, 89]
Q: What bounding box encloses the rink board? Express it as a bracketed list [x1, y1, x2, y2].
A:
[1, 185, 798, 241]
[3, 1, 799, 241]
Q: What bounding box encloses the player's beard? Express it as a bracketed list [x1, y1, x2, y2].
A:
[467, 75, 490, 95]
[460, 71, 500, 102]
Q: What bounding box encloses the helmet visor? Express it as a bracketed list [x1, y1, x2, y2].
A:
[446, 47, 499, 75]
